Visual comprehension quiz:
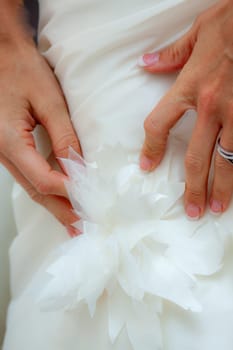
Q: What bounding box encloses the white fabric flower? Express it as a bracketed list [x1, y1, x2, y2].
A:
[38, 145, 226, 350]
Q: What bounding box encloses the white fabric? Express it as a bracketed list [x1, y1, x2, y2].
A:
[4, 0, 233, 349]
[0, 167, 16, 346]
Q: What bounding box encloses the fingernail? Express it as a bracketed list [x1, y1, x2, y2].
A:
[138, 52, 160, 67]
[186, 204, 201, 220]
[140, 155, 154, 171]
[210, 199, 222, 215]
[66, 225, 81, 238]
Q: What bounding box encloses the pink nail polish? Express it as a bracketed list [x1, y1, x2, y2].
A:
[138, 52, 160, 67]
[66, 225, 81, 238]
[210, 200, 222, 215]
[186, 204, 201, 220]
[140, 156, 154, 171]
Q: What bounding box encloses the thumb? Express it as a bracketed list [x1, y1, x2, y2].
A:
[138, 28, 197, 73]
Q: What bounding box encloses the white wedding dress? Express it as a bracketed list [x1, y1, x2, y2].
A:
[4, 1, 233, 349]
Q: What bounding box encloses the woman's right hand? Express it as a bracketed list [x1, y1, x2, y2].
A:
[0, 8, 80, 236]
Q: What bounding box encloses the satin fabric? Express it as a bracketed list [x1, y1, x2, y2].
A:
[0, 167, 16, 345]
[4, 1, 233, 349]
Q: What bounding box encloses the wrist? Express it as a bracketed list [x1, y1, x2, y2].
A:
[220, 0, 233, 61]
[0, 1, 34, 48]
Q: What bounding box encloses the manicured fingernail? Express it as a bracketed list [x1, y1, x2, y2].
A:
[186, 204, 201, 220]
[138, 52, 160, 67]
[140, 155, 154, 171]
[210, 199, 222, 215]
[66, 225, 81, 238]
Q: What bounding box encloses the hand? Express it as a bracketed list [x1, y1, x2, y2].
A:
[0, 12, 81, 235]
[139, 0, 233, 219]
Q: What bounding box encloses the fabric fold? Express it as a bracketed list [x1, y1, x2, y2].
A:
[38, 145, 228, 349]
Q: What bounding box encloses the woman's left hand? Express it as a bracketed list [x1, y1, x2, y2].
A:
[139, 0, 233, 219]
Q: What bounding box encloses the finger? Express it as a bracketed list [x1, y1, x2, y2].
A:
[3, 125, 69, 198]
[42, 195, 79, 227]
[184, 118, 220, 219]
[210, 127, 233, 214]
[30, 67, 82, 164]
[140, 90, 190, 171]
[0, 154, 80, 231]
[66, 225, 82, 238]
[138, 25, 197, 72]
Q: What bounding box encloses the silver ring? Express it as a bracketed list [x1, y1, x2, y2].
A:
[217, 138, 233, 165]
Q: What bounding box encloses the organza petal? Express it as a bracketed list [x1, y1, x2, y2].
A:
[38, 146, 230, 350]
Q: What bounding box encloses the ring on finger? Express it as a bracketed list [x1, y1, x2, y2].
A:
[217, 138, 233, 165]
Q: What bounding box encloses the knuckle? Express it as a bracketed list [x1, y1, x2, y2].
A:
[144, 140, 163, 158]
[186, 187, 203, 201]
[144, 117, 156, 135]
[195, 12, 206, 27]
[194, 6, 214, 29]
[185, 152, 205, 174]
[54, 132, 79, 157]
[38, 99, 67, 124]
[143, 131, 166, 159]
[212, 186, 229, 201]
[144, 117, 167, 140]
[198, 86, 219, 114]
[34, 179, 52, 196]
[165, 45, 181, 64]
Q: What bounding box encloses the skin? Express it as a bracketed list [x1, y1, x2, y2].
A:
[0, 1, 81, 235]
[1, 1, 232, 231]
[140, 0, 233, 219]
